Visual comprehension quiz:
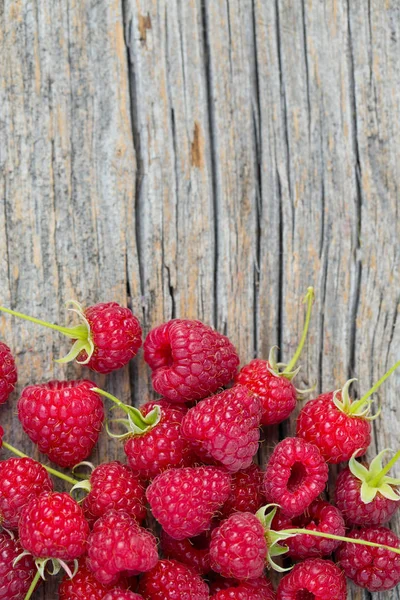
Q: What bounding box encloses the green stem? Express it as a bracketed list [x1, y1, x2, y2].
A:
[2, 442, 79, 486]
[24, 569, 42, 600]
[283, 287, 315, 374]
[351, 360, 400, 413]
[92, 387, 151, 430]
[0, 306, 87, 340]
[369, 449, 400, 487]
[285, 528, 400, 555]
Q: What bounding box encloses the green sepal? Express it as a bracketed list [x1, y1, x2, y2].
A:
[349, 449, 400, 504]
[55, 301, 94, 364]
[256, 505, 295, 572]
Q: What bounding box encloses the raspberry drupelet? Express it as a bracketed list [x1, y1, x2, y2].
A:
[0, 341, 17, 404]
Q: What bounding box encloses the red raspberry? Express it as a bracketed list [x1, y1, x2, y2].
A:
[124, 401, 195, 478]
[210, 512, 267, 580]
[0, 532, 38, 600]
[272, 499, 345, 560]
[87, 510, 158, 585]
[144, 319, 239, 403]
[334, 450, 400, 526]
[82, 461, 146, 525]
[0, 457, 53, 530]
[0, 425, 3, 448]
[59, 559, 120, 600]
[277, 558, 347, 600]
[236, 359, 296, 426]
[335, 526, 400, 591]
[138, 559, 209, 600]
[221, 463, 265, 518]
[181, 385, 262, 472]
[0, 302, 142, 374]
[18, 380, 104, 468]
[160, 529, 211, 574]
[102, 592, 143, 600]
[146, 466, 231, 540]
[0, 342, 17, 404]
[211, 578, 276, 599]
[264, 437, 328, 518]
[19, 492, 89, 560]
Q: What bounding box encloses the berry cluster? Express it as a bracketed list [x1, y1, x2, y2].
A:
[0, 291, 400, 600]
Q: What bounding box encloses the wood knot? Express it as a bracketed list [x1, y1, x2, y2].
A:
[139, 14, 152, 44]
[191, 121, 204, 169]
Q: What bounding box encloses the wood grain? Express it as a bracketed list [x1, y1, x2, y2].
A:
[1, 1, 399, 598]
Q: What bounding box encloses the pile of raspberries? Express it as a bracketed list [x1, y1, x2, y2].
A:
[0, 293, 400, 600]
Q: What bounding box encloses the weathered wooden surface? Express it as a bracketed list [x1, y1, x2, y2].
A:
[1, 1, 399, 598]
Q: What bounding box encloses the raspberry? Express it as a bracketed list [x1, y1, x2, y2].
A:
[210, 512, 267, 580]
[272, 499, 345, 559]
[221, 463, 266, 519]
[277, 558, 346, 600]
[0, 425, 3, 448]
[0, 301, 142, 374]
[102, 592, 143, 600]
[59, 559, 119, 600]
[211, 577, 276, 600]
[335, 526, 400, 591]
[19, 492, 89, 560]
[146, 466, 231, 540]
[144, 319, 239, 403]
[0, 342, 17, 404]
[82, 461, 147, 525]
[87, 510, 158, 585]
[264, 437, 328, 517]
[138, 559, 209, 600]
[181, 385, 262, 472]
[0, 457, 53, 530]
[0, 532, 38, 600]
[124, 401, 195, 478]
[334, 449, 400, 526]
[160, 529, 211, 574]
[18, 380, 104, 468]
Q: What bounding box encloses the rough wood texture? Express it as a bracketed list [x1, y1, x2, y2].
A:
[1, 1, 399, 598]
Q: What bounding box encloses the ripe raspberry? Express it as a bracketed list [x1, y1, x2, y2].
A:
[264, 437, 328, 517]
[82, 461, 146, 525]
[102, 592, 143, 600]
[138, 559, 209, 600]
[334, 449, 400, 526]
[211, 577, 276, 599]
[144, 319, 239, 403]
[59, 559, 120, 600]
[0, 457, 53, 530]
[181, 385, 262, 472]
[335, 526, 400, 591]
[160, 529, 211, 574]
[87, 510, 158, 585]
[19, 492, 89, 560]
[277, 558, 346, 600]
[18, 380, 104, 468]
[210, 512, 267, 580]
[0, 342, 17, 404]
[221, 463, 265, 518]
[0, 532, 38, 600]
[0, 301, 142, 374]
[124, 401, 195, 478]
[146, 466, 231, 540]
[272, 499, 345, 560]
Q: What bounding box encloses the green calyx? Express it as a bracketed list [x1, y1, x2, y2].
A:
[349, 449, 400, 503]
[92, 388, 162, 440]
[333, 360, 400, 420]
[0, 301, 94, 365]
[268, 287, 315, 382]
[17, 555, 79, 600]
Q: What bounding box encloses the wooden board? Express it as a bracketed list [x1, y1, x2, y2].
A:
[0, 1, 399, 598]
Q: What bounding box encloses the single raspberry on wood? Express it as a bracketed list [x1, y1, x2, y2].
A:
[0, 301, 142, 374]
[334, 449, 400, 526]
[0, 532, 38, 600]
[18, 380, 104, 468]
[297, 361, 400, 463]
[0, 457, 53, 530]
[276, 558, 347, 600]
[236, 288, 314, 425]
[221, 463, 266, 518]
[144, 319, 239, 403]
[87, 510, 158, 585]
[272, 499, 345, 560]
[181, 385, 263, 472]
[335, 526, 400, 591]
[138, 559, 209, 600]
[146, 466, 231, 540]
[160, 529, 211, 574]
[264, 437, 328, 518]
[0, 342, 17, 404]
